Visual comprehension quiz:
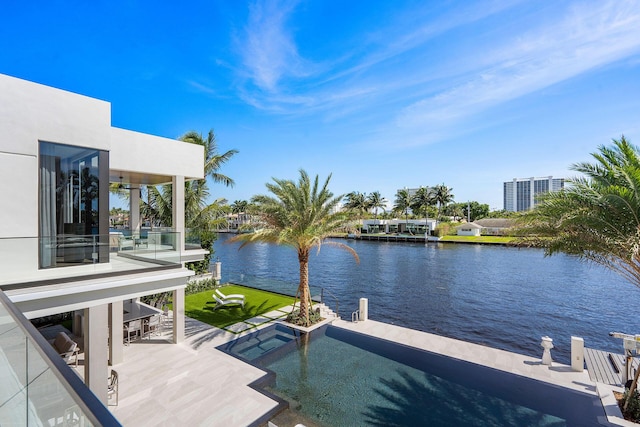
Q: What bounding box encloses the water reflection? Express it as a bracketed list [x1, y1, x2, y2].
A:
[215, 234, 640, 363]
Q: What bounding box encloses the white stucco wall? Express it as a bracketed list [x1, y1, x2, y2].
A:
[0, 74, 111, 157]
[457, 227, 481, 236]
[0, 152, 37, 237]
[0, 74, 112, 240]
[110, 127, 204, 182]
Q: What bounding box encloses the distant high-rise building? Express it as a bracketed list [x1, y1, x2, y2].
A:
[503, 177, 564, 212]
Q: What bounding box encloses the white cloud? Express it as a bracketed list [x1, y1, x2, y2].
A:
[240, 0, 307, 92]
[395, 1, 640, 135]
[232, 0, 640, 150]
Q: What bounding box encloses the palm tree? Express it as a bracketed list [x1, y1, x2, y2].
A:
[145, 129, 237, 272]
[433, 184, 454, 220]
[344, 191, 370, 232]
[230, 170, 359, 326]
[180, 130, 238, 186]
[367, 191, 387, 222]
[518, 136, 640, 410]
[445, 203, 464, 222]
[411, 186, 435, 235]
[230, 200, 249, 214]
[394, 189, 414, 233]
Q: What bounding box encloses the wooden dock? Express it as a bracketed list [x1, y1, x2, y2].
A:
[584, 348, 639, 385]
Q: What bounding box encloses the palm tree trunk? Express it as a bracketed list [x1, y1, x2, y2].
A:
[405, 210, 409, 233]
[298, 251, 311, 327]
[425, 209, 429, 236]
[624, 364, 640, 411]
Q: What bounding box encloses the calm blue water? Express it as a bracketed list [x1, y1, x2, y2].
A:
[213, 233, 640, 364]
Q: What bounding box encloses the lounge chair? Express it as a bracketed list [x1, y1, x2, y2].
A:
[213, 294, 244, 310]
[214, 288, 245, 303]
[47, 332, 79, 366]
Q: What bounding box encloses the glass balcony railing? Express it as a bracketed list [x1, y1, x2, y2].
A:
[149, 227, 204, 251]
[0, 232, 186, 287]
[185, 228, 203, 251]
[109, 230, 182, 263]
[0, 291, 120, 426]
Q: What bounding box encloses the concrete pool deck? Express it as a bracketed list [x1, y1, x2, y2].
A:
[88, 315, 632, 426]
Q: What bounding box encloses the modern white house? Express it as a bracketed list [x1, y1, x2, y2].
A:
[0, 73, 206, 425]
[362, 219, 437, 235]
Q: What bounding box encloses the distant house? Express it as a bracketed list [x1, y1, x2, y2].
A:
[456, 222, 482, 236]
[362, 219, 437, 235]
[474, 218, 514, 236]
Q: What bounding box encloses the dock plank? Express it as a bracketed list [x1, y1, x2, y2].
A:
[585, 348, 640, 385]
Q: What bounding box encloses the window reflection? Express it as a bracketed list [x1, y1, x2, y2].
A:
[39, 141, 107, 268]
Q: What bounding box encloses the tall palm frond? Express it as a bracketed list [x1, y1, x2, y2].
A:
[180, 130, 238, 187]
[367, 191, 387, 221]
[394, 189, 414, 227]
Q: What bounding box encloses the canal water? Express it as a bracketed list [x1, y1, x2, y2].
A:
[212, 233, 640, 364]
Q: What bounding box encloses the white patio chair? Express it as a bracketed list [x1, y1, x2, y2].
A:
[143, 315, 161, 339]
[123, 320, 141, 345]
[161, 305, 170, 327]
[107, 370, 118, 406]
[214, 289, 245, 304]
[213, 294, 245, 310]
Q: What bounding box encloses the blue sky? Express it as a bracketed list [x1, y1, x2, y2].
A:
[2, 0, 640, 210]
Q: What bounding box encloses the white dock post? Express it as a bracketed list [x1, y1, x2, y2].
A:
[213, 259, 222, 285]
[359, 298, 368, 322]
[541, 336, 554, 365]
[571, 336, 584, 372]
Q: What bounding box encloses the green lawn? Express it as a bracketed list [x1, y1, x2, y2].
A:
[183, 284, 296, 329]
[439, 235, 516, 244]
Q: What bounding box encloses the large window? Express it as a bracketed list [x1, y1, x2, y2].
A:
[39, 141, 108, 268]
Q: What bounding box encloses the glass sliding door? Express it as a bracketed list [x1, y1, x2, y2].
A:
[39, 142, 108, 268]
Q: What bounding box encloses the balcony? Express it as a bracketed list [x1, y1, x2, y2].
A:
[0, 231, 198, 289]
[0, 291, 120, 426]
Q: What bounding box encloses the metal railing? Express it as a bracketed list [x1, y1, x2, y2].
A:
[319, 287, 340, 318]
[352, 310, 360, 322]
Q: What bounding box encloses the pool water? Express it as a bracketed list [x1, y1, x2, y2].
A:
[220, 325, 298, 361]
[218, 325, 607, 427]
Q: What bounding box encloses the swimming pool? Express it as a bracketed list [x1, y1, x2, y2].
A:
[217, 325, 608, 426]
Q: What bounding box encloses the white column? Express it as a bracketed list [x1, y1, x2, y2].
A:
[109, 301, 123, 365]
[571, 336, 584, 372]
[84, 304, 109, 404]
[130, 186, 140, 233]
[172, 175, 185, 254]
[173, 287, 185, 344]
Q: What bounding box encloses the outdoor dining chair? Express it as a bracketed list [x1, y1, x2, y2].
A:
[107, 370, 118, 406]
[123, 319, 141, 345]
[143, 315, 161, 339]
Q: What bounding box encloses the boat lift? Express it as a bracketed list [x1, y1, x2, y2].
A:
[609, 331, 640, 385]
